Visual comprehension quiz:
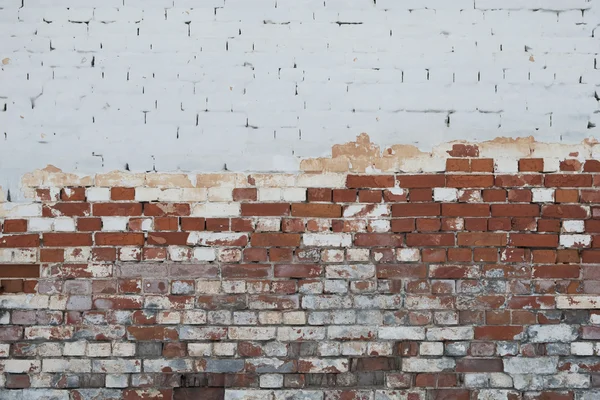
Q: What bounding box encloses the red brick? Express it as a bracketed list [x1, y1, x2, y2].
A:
[471, 158, 494, 172]
[243, 248, 268, 262]
[495, 174, 543, 187]
[147, 232, 190, 246]
[441, 204, 489, 217]
[491, 204, 539, 217]
[455, 359, 503, 372]
[222, 265, 271, 279]
[556, 189, 578, 203]
[43, 233, 90, 247]
[5, 374, 30, 389]
[509, 234, 558, 248]
[354, 233, 403, 247]
[580, 190, 600, 203]
[274, 264, 322, 278]
[537, 219, 560, 232]
[446, 158, 470, 172]
[446, 175, 494, 188]
[376, 264, 427, 278]
[251, 233, 301, 247]
[111, 187, 135, 200]
[519, 158, 544, 172]
[447, 144, 479, 157]
[507, 189, 532, 202]
[397, 175, 445, 188]
[416, 218, 441, 232]
[488, 218, 511, 231]
[545, 174, 592, 187]
[392, 203, 440, 217]
[359, 189, 383, 203]
[559, 159, 582, 172]
[482, 189, 506, 202]
[346, 175, 395, 188]
[60, 187, 86, 201]
[127, 326, 178, 341]
[291, 203, 341, 218]
[541, 205, 588, 218]
[92, 248, 117, 261]
[93, 203, 142, 216]
[532, 265, 580, 279]
[96, 233, 145, 246]
[464, 218, 487, 231]
[389, 219, 414, 232]
[77, 217, 102, 231]
[474, 326, 524, 340]
[42, 203, 90, 217]
[306, 188, 332, 202]
[474, 248, 498, 262]
[181, 217, 205, 231]
[408, 189, 432, 202]
[447, 248, 472, 262]
[428, 389, 470, 400]
[241, 203, 290, 216]
[333, 189, 357, 202]
[406, 233, 454, 247]
[2, 219, 27, 233]
[232, 188, 258, 201]
[40, 248, 64, 262]
[584, 160, 600, 172]
[154, 217, 179, 231]
[144, 203, 190, 216]
[205, 218, 229, 231]
[0, 265, 39, 278]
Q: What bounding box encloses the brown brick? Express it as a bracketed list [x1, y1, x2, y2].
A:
[181, 217, 205, 231]
[542, 205, 588, 219]
[471, 158, 494, 172]
[518, 158, 543, 172]
[241, 203, 290, 216]
[43, 233, 90, 247]
[494, 174, 543, 187]
[205, 218, 230, 231]
[291, 204, 341, 218]
[442, 204, 489, 217]
[509, 234, 558, 248]
[93, 203, 142, 216]
[232, 188, 257, 201]
[408, 189, 432, 202]
[354, 233, 404, 247]
[251, 233, 301, 247]
[0, 265, 39, 278]
[154, 217, 179, 231]
[474, 326, 524, 340]
[77, 217, 102, 232]
[406, 233, 454, 247]
[222, 265, 271, 279]
[147, 232, 189, 246]
[359, 189, 383, 203]
[397, 175, 445, 188]
[95, 233, 145, 246]
[545, 174, 592, 187]
[491, 204, 539, 217]
[392, 203, 440, 217]
[3, 219, 27, 233]
[60, 187, 86, 201]
[447, 144, 479, 157]
[144, 203, 190, 216]
[446, 175, 494, 188]
[446, 158, 470, 172]
[555, 189, 578, 203]
[274, 264, 322, 278]
[455, 359, 503, 372]
[40, 248, 64, 262]
[346, 175, 394, 188]
[42, 203, 90, 217]
[111, 187, 135, 200]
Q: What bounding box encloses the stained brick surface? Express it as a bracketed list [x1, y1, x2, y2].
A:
[3, 156, 600, 399]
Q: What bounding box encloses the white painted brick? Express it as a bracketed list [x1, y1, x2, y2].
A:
[433, 188, 458, 202]
[101, 217, 129, 231]
[193, 247, 216, 261]
[563, 220, 585, 233]
[258, 188, 282, 201]
[192, 203, 241, 217]
[571, 342, 594, 356]
[282, 188, 306, 201]
[532, 188, 555, 203]
[28, 218, 53, 232]
[397, 248, 420, 262]
[86, 187, 110, 201]
[303, 233, 352, 247]
[54, 217, 76, 231]
[560, 234, 591, 248]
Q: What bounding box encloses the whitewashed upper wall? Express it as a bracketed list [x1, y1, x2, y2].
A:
[0, 0, 599, 197]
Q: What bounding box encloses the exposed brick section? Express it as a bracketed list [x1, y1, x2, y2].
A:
[2, 162, 600, 399]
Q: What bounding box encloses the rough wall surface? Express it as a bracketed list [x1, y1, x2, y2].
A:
[1, 0, 600, 196]
[3, 136, 600, 399]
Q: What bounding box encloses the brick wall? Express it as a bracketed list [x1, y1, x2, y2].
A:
[2, 136, 600, 399]
[1, 0, 599, 194]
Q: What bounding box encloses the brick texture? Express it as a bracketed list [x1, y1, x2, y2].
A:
[2, 158, 600, 399]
